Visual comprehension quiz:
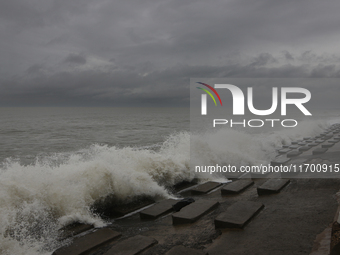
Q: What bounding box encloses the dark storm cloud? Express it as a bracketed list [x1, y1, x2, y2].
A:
[1, 54, 340, 107]
[1, 0, 340, 106]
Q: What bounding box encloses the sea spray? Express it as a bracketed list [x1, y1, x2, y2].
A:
[0, 119, 330, 254]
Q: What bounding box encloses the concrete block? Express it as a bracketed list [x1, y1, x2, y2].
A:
[308, 142, 319, 147]
[313, 148, 328, 155]
[278, 148, 291, 154]
[191, 181, 222, 195]
[214, 201, 264, 228]
[257, 179, 290, 195]
[140, 199, 177, 219]
[287, 150, 302, 157]
[322, 143, 334, 148]
[299, 146, 311, 151]
[52, 228, 121, 255]
[271, 156, 290, 166]
[328, 140, 338, 143]
[221, 180, 254, 195]
[172, 200, 219, 225]
[315, 139, 325, 143]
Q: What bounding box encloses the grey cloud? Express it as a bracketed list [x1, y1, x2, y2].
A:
[310, 64, 339, 78]
[1, 0, 340, 107]
[283, 51, 294, 61]
[26, 64, 44, 74]
[250, 53, 277, 67]
[1, 52, 340, 107]
[63, 53, 87, 65]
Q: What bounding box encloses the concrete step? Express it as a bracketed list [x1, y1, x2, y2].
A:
[287, 150, 302, 157]
[104, 235, 157, 255]
[221, 179, 254, 195]
[214, 201, 264, 228]
[278, 148, 291, 154]
[322, 143, 334, 148]
[328, 140, 338, 143]
[315, 139, 325, 143]
[313, 148, 328, 155]
[299, 146, 311, 151]
[52, 228, 121, 255]
[191, 181, 223, 195]
[172, 200, 219, 225]
[165, 245, 208, 255]
[324, 135, 333, 139]
[257, 179, 290, 195]
[271, 155, 290, 166]
[139, 199, 177, 219]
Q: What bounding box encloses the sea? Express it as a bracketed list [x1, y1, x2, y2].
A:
[0, 107, 339, 255]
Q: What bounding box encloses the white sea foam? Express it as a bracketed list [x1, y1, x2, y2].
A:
[0, 119, 330, 254]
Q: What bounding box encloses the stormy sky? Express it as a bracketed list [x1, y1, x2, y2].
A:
[1, 0, 340, 107]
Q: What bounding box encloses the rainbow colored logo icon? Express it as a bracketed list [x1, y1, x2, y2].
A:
[196, 82, 222, 106]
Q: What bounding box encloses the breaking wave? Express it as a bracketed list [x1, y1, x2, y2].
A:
[0, 119, 330, 254]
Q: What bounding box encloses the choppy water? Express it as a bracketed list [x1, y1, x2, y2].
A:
[0, 107, 339, 255]
[0, 107, 189, 163]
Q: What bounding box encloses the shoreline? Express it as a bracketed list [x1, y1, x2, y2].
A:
[51, 124, 340, 255]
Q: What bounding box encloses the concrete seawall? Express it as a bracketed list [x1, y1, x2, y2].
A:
[53, 124, 340, 255]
